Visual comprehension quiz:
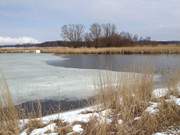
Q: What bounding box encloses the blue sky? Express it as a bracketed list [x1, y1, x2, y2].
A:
[0, 0, 180, 43]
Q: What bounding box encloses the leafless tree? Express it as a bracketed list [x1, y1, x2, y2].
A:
[89, 23, 102, 40]
[88, 23, 102, 46]
[60, 23, 151, 47]
[61, 24, 85, 42]
[101, 23, 116, 38]
[84, 32, 92, 47]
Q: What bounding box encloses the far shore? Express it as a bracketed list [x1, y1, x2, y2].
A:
[1, 45, 180, 54]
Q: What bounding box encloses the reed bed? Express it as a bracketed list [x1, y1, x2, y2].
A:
[84, 71, 180, 135]
[1, 45, 180, 54]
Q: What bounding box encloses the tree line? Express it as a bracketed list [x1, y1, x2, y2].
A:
[61, 23, 151, 47]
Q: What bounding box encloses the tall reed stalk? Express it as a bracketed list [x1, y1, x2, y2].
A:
[0, 74, 19, 135]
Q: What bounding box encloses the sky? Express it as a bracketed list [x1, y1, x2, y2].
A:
[0, 0, 180, 44]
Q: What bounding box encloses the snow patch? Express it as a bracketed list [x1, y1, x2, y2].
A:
[152, 88, 169, 98]
[145, 102, 159, 114]
[169, 96, 180, 106]
[72, 124, 83, 133]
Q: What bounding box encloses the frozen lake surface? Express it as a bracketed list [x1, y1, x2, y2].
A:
[1, 53, 180, 105]
[0, 53, 125, 104]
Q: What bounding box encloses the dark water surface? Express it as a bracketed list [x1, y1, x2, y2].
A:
[47, 54, 180, 73]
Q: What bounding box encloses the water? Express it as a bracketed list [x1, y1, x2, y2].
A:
[48, 54, 180, 73]
[0, 53, 180, 105]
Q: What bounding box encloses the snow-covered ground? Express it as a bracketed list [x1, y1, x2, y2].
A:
[0, 53, 143, 104]
[19, 106, 94, 135]
[18, 87, 180, 135]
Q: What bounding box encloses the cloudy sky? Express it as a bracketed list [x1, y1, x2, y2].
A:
[0, 0, 179, 44]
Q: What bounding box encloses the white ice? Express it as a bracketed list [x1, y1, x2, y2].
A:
[0, 53, 141, 104]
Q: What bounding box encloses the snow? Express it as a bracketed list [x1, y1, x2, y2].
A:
[153, 133, 167, 135]
[18, 90, 180, 135]
[72, 124, 83, 133]
[19, 106, 95, 130]
[19, 106, 97, 135]
[43, 106, 97, 123]
[153, 130, 180, 135]
[152, 88, 169, 98]
[118, 119, 123, 124]
[31, 123, 56, 135]
[169, 96, 180, 106]
[145, 102, 159, 114]
[19, 106, 113, 135]
[20, 123, 57, 135]
[145, 96, 180, 115]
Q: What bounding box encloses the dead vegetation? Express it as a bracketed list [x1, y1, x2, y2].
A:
[165, 70, 180, 98]
[84, 71, 180, 135]
[1, 45, 180, 54]
[25, 119, 45, 134]
[0, 69, 180, 135]
[0, 75, 19, 135]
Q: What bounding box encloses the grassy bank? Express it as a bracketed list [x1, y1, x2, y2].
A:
[1, 45, 180, 54]
[90, 71, 180, 135]
[0, 70, 180, 135]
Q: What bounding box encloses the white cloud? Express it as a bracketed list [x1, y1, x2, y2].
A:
[0, 36, 40, 45]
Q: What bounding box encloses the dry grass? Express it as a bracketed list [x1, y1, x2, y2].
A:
[96, 72, 153, 118]
[56, 125, 73, 135]
[165, 70, 180, 97]
[1, 45, 180, 54]
[0, 68, 180, 135]
[26, 119, 45, 134]
[82, 117, 108, 135]
[0, 75, 19, 135]
[86, 71, 180, 135]
[132, 100, 180, 135]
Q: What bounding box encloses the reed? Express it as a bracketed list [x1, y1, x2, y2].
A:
[1, 45, 180, 54]
[0, 74, 19, 135]
[86, 70, 180, 135]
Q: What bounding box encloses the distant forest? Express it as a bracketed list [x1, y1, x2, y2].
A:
[1, 23, 180, 48]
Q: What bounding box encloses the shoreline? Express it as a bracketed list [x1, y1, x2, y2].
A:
[1, 45, 180, 54]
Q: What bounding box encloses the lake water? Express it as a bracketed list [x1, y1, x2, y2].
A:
[1, 53, 180, 105]
[48, 54, 180, 73]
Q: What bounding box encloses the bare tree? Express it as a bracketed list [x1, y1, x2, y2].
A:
[89, 23, 102, 40]
[84, 32, 92, 47]
[100, 23, 117, 46]
[88, 23, 102, 47]
[60, 23, 151, 47]
[101, 23, 116, 38]
[61, 24, 85, 42]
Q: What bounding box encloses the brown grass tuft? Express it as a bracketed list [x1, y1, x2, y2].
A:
[166, 70, 180, 97]
[96, 72, 153, 120]
[0, 74, 19, 135]
[57, 125, 73, 135]
[132, 100, 180, 135]
[26, 119, 45, 134]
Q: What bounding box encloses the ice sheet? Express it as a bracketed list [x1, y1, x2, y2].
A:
[0, 53, 134, 104]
